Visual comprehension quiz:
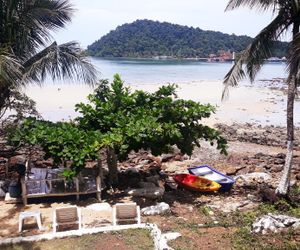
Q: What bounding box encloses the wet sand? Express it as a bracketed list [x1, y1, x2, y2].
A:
[24, 80, 300, 126]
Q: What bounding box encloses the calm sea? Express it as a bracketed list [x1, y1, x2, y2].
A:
[27, 58, 300, 126]
[90, 57, 287, 84]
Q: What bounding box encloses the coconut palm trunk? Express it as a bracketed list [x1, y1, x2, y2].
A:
[276, 22, 299, 195]
[224, 0, 300, 196]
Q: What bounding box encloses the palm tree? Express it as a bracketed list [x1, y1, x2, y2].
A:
[223, 0, 300, 196]
[0, 0, 97, 114]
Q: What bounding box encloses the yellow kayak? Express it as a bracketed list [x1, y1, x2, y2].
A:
[173, 174, 221, 192]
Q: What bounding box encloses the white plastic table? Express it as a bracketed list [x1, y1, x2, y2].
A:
[19, 211, 43, 232]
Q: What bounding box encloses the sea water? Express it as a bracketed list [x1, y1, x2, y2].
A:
[25, 58, 300, 126]
[90, 57, 287, 84]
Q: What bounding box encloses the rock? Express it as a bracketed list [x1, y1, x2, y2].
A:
[208, 200, 254, 213]
[276, 153, 286, 159]
[235, 173, 272, 187]
[141, 202, 170, 215]
[164, 180, 178, 191]
[9, 155, 26, 166]
[138, 181, 157, 188]
[174, 154, 182, 161]
[271, 165, 283, 173]
[252, 213, 300, 234]
[163, 232, 181, 241]
[146, 175, 160, 185]
[226, 167, 237, 175]
[127, 187, 165, 199]
[161, 154, 174, 162]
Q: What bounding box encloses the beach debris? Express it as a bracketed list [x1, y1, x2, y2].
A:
[252, 213, 300, 234]
[127, 187, 165, 199]
[235, 173, 273, 187]
[141, 202, 170, 216]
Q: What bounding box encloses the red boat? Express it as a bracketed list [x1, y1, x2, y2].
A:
[173, 174, 221, 192]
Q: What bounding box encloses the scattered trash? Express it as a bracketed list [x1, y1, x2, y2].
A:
[252, 213, 300, 234]
[141, 202, 170, 216]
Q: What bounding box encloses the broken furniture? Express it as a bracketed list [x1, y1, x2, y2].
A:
[19, 211, 43, 232]
[21, 168, 101, 205]
[112, 203, 141, 226]
[53, 206, 82, 233]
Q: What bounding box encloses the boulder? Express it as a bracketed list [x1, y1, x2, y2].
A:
[138, 181, 157, 188]
[141, 202, 170, 215]
[252, 213, 300, 234]
[127, 187, 164, 199]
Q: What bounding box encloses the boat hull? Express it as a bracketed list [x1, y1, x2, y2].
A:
[173, 174, 221, 192]
[188, 165, 235, 192]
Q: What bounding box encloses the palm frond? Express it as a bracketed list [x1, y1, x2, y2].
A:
[222, 10, 291, 100]
[287, 33, 300, 85]
[222, 58, 245, 100]
[0, 48, 23, 87]
[5, 0, 74, 58]
[23, 42, 97, 85]
[226, 0, 277, 12]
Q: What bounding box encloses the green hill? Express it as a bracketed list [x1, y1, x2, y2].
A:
[87, 19, 288, 59]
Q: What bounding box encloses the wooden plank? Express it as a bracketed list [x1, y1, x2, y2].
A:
[75, 178, 79, 201]
[21, 177, 27, 206]
[97, 153, 102, 202]
[26, 190, 100, 198]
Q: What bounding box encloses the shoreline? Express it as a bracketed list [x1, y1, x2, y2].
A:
[24, 79, 300, 127]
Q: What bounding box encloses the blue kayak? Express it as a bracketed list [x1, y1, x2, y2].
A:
[188, 165, 235, 192]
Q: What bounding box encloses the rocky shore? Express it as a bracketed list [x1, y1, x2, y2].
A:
[215, 123, 300, 149]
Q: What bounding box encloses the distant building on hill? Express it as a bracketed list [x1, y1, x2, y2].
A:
[207, 50, 233, 62]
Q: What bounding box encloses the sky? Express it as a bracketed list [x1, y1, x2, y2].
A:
[54, 0, 275, 49]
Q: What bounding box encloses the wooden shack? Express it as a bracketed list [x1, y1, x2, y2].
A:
[21, 168, 101, 205]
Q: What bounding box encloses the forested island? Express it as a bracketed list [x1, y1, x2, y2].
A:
[87, 19, 288, 59]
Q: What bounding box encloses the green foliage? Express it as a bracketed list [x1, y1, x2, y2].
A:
[87, 19, 288, 58]
[10, 118, 102, 178]
[9, 74, 227, 177]
[76, 74, 227, 160]
[0, 0, 96, 116]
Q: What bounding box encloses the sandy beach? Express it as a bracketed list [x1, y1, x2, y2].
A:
[24, 80, 300, 127]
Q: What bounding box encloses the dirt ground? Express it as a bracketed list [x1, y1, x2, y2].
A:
[0, 140, 299, 250]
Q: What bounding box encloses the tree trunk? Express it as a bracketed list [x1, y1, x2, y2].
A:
[276, 22, 299, 196]
[106, 147, 118, 186]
